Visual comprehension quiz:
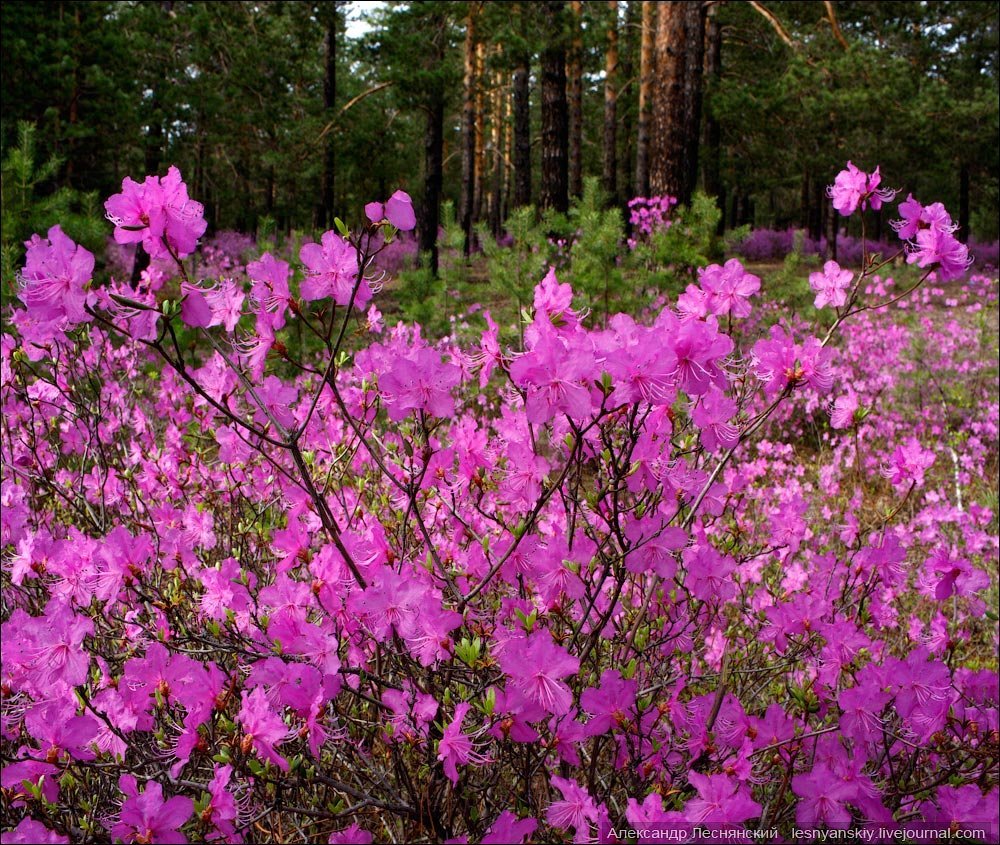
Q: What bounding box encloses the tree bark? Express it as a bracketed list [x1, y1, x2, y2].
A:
[568, 0, 584, 198]
[702, 0, 723, 227]
[321, 9, 337, 230]
[603, 1, 619, 201]
[460, 6, 478, 255]
[634, 0, 655, 197]
[512, 53, 532, 208]
[680, 2, 705, 203]
[490, 69, 505, 236]
[648, 1, 686, 201]
[540, 1, 569, 213]
[649, 0, 704, 206]
[617, 0, 637, 207]
[422, 95, 445, 276]
[959, 162, 970, 243]
[474, 40, 487, 221]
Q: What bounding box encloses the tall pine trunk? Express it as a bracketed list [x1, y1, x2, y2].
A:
[702, 0, 723, 227]
[421, 96, 445, 276]
[321, 10, 337, 230]
[474, 41, 487, 221]
[680, 2, 705, 203]
[603, 1, 619, 201]
[490, 68, 505, 236]
[460, 7, 478, 255]
[617, 0, 637, 208]
[634, 0, 655, 197]
[513, 56, 532, 208]
[649, 0, 703, 206]
[649, 1, 685, 200]
[568, 0, 584, 199]
[540, 1, 569, 213]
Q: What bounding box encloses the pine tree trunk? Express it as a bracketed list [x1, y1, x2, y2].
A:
[461, 7, 478, 255]
[680, 2, 705, 203]
[649, 1, 704, 205]
[540, 1, 569, 213]
[634, 0, 655, 197]
[513, 55, 532, 208]
[422, 95, 445, 276]
[702, 0, 723, 226]
[474, 41, 487, 221]
[648, 1, 685, 201]
[617, 0, 637, 207]
[568, 0, 584, 199]
[959, 163, 970, 242]
[490, 69, 505, 236]
[603, 1, 619, 201]
[321, 11, 337, 230]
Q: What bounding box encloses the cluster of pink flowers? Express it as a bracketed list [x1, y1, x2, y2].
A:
[627, 194, 678, 247]
[2, 164, 996, 844]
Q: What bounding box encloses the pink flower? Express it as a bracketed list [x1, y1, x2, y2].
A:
[667, 318, 733, 397]
[699, 259, 760, 318]
[238, 687, 291, 772]
[691, 386, 739, 452]
[685, 772, 762, 825]
[203, 765, 240, 842]
[299, 231, 365, 306]
[380, 347, 461, 421]
[3, 818, 69, 843]
[579, 669, 637, 737]
[509, 326, 594, 423]
[111, 775, 193, 844]
[752, 326, 833, 398]
[907, 226, 973, 281]
[809, 260, 854, 309]
[329, 824, 374, 844]
[437, 702, 491, 784]
[830, 391, 859, 429]
[481, 811, 537, 845]
[18, 226, 94, 328]
[892, 193, 925, 241]
[883, 437, 935, 487]
[205, 279, 246, 332]
[105, 167, 206, 259]
[792, 765, 855, 829]
[546, 776, 600, 843]
[499, 632, 580, 716]
[827, 161, 897, 216]
[179, 282, 213, 328]
[365, 201, 385, 224]
[248, 253, 293, 330]
[684, 542, 737, 603]
[385, 190, 417, 231]
[923, 549, 989, 601]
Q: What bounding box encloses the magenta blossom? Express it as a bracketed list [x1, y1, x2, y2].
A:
[18, 226, 94, 329]
[699, 259, 760, 318]
[827, 161, 897, 216]
[365, 190, 416, 231]
[546, 776, 600, 843]
[437, 702, 491, 785]
[499, 632, 580, 716]
[299, 231, 365, 306]
[111, 775, 193, 844]
[104, 166, 206, 259]
[685, 772, 762, 825]
[809, 260, 854, 309]
[238, 687, 291, 772]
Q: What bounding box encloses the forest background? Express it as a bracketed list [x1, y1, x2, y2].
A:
[1, 0, 998, 289]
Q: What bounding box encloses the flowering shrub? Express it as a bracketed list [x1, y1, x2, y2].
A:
[1, 163, 997, 844]
[627, 195, 678, 249]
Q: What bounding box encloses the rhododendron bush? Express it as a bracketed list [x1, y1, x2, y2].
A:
[1, 164, 997, 845]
